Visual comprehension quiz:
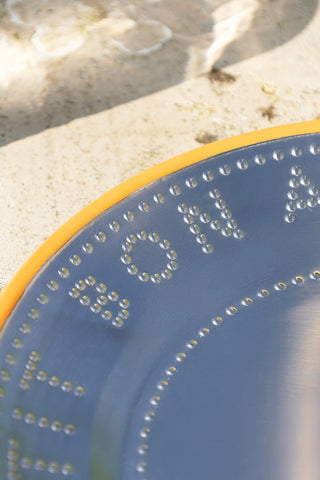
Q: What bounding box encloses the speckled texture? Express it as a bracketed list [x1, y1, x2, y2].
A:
[0, 0, 320, 289]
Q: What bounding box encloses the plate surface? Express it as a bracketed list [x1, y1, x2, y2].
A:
[1, 124, 320, 479]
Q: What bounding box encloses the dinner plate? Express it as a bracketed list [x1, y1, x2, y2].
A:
[1, 121, 320, 479]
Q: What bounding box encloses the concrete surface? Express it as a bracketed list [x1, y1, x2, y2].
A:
[1, 0, 320, 290]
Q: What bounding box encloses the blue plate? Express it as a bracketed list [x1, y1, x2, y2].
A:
[1, 127, 320, 479]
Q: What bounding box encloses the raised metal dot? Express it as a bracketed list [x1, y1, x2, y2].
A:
[38, 417, 49, 428]
[48, 462, 60, 474]
[109, 221, 120, 232]
[221, 227, 232, 237]
[273, 150, 284, 161]
[85, 276, 96, 287]
[80, 296, 91, 306]
[137, 461, 147, 473]
[51, 421, 62, 432]
[291, 146, 302, 157]
[219, 164, 231, 175]
[140, 427, 151, 438]
[297, 199, 307, 210]
[102, 310, 112, 321]
[24, 413, 36, 424]
[310, 143, 320, 155]
[255, 154, 266, 166]
[61, 464, 75, 475]
[286, 201, 296, 212]
[289, 177, 300, 188]
[12, 409, 23, 420]
[64, 424, 76, 435]
[178, 203, 188, 214]
[183, 214, 195, 225]
[209, 188, 221, 199]
[186, 177, 198, 188]
[165, 366, 177, 376]
[36, 371, 48, 382]
[121, 254, 132, 265]
[144, 411, 155, 422]
[226, 306, 238, 315]
[159, 239, 170, 250]
[58, 267, 70, 278]
[82, 243, 93, 254]
[19, 379, 30, 390]
[7, 448, 19, 461]
[47, 280, 59, 291]
[300, 175, 310, 186]
[28, 308, 39, 319]
[5, 354, 16, 365]
[95, 231, 106, 242]
[69, 288, 80, 299]
[138, 202, 149, 213]
[49, 376, 60, 387]
[151, 274, 162, 284]
[186, 339, 198, 349]
[36, 293, 48, 305]
[127, 234, 137, 244]
[119, 309, 130, 320]
[202, 170, 214, 181]
[108, 291, 119, 302]
[288, 190, 299, 200]
[137, 231, 147, 241]
[96, 283, 107, 294]
[212, 316, 223, 326]
[22, 370, 33, 381]
[241, 297, 253, 306]
[69, 254, 81, 266]
[196, 234, 207, 244]
[292, 276, 304, 285]
[26, 360, 37, 371]
[74, 386, 85, 397]
[21, 457, 33, 469]
[20, 323, 31, 334]
[221, 209, 232, 220]
[285, 213, 295, 223]
[61, 381, 73, 392]
[237, 158, 249, 170]
[198, 328, 210, 337]
[210, 219, 221, 230]
[307, 197, 318, 208]
[188, 206, 199, 217]
[169, 185, 181, 196]
[138, 272, 149, 282]
[97, 295, 108, 306]
[291, 165, 303, 177]
[157, 380, 168, 390]
[75, 280, 86, 291]
[119, 298, 130, 308]
[233, 229, 245, 240]
[310, 270, 320, 280]
[202, 244, 214, 254]
[199, 213, 210, 223]
[274, 282, 286, 291]
[189, 224, 201, 234]
[215, 199, 226, 210]
[12, 338, 23, 349]
[153, 193, 164, 204]
[309, 185, 319, 196]
[227, 219, 238, 229]
[166, 250, 178, 261]
[257, 289, 269, 298]
[138, 444, 149, 455]
[167, 261, 178, 271]
[161, 269, 173, 280]
[176, 353, 186, 362]
[90, 303, 101, 314]
[148, 232, 160, 243]
[34, 460, 47, 472]
[123, 211, 134, 222]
